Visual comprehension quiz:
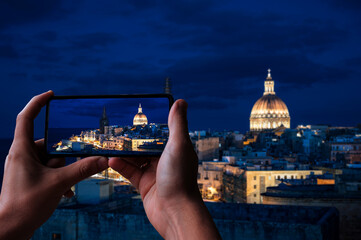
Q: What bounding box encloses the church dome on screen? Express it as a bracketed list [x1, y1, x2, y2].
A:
[250, 69, 290, 131]
[133, 103, 148, 126]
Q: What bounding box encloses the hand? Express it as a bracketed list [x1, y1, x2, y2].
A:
[109, 100, 221, 239]
[0, 91, 109, 240]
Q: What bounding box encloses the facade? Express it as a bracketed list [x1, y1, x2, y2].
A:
[262, 169, 361, 240]
[223, 167, 322, 204]
[193, 137, 220, 161]
[197, 161, 228, 200]
[330, 141, 361, 163]
[133, 104, 148, 126]
[131, 138, 156, 151]
[250, 69, 290, 131]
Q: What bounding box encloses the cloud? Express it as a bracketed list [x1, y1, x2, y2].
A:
[34, 31, 57, 42]
[0, 45, 19, 59]
[70, 32, 120, 50]
[0, 0, 67, 29]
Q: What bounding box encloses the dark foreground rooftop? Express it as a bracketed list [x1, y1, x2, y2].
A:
[33, 196, 339, 240]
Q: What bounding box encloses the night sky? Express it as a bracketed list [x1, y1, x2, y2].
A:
[1, 0, 361, 139]
[48, 97, 169, 129]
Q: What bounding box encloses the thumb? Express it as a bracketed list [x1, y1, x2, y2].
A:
[168, 99, 189, 141]
[58, 156, 108, 187]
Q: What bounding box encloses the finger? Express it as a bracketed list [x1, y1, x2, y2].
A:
[168, 99, 190, 141]
[15, 91, 54, 141]
[35, 138, 65, 166]
[63, 189, 74, 198]
[58, 156, 108, 187]
[46, 158, 66, 168]
[108, 157, 143, 189]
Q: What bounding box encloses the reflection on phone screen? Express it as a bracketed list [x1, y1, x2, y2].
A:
[46, 96, 170, 156]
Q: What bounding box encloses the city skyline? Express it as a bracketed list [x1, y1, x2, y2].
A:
[47, 97, 170, 155]
[1, 0, 361, 139]
[47, 97, 169, 129]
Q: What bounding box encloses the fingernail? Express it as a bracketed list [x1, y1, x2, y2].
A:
[97, 157, 109, 169]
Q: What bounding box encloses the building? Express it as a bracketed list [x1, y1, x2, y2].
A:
[133, 104, 148, 126]
[131, 138, 156, 151]
[250, 69, 290, 131]
[262, 169, 361, 240]
[197, 161, 228, 200]
[223, 167, 322, 204]
[33, 196, 339, 240]
[330, 136, 361, 163]
[76, 178, 113, 205]
[192, 137, 220, 161]
[99, 106, 109, 134]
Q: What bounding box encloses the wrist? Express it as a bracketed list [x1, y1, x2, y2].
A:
[162, 192, 221, 240]
[0, 199, 33, 240]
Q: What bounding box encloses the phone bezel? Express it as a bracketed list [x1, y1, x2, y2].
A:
[45, 93, 174, 158]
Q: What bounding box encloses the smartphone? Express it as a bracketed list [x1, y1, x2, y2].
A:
[45, 94, 173, 161]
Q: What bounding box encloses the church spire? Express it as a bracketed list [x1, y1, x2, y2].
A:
[264, 68, 275, 95]
[103, 106, 107, 118]
[164, 77, 171, 94]
[138, 103, 143, 113]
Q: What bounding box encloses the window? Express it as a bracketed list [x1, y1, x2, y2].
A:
[254, 194, 257, 197]
[284, 176, 287, 179]
[52, 233, 61, 240]
[277, 176, 280, 180]
[254, 176, 257, 180]
[254, 185, 257, 189]
[301, 175, 304, 179]
[291, 176, 294, 180]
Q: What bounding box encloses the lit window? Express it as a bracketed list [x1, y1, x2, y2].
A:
[52, 233, 61, 240]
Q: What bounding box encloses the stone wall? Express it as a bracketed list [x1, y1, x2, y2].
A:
[33, 201, 339, 240]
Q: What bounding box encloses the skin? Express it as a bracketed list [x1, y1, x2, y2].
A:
[109, 99, 222, 239]
[0, 91, 109, 239]
[0, 91, 221, 240]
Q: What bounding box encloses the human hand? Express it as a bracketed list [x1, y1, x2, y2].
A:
[0, 91, 109, 240]
[109, 100, 221, 239]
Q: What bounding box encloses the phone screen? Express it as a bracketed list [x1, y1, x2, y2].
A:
[45, 94, 173, 157]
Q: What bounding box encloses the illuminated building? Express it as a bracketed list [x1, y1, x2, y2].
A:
[223, 167, 322, 204]
[133, 104, 148, 126]
[250, 69, 290, 131]
[197, 161, 228, 200]
[131, 139, 156, 151]
[99, 106, 109, 134]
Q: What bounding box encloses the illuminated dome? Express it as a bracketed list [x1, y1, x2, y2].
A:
[133, 103, 148, 126]
[250, 69, 290, 131]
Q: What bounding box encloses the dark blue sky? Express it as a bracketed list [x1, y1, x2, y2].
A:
[48, 97, 169, 129]
[1, 0, 361, 138]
